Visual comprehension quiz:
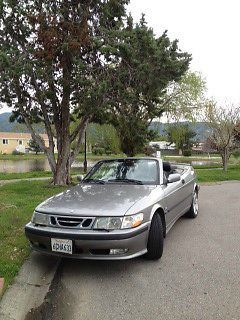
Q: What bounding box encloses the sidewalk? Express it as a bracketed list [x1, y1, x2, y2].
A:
[0, 177, 51, 186]
[0, 252, 60, 320]
[0, 175, 79, 185]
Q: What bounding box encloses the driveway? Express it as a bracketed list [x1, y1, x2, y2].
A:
[23, 182, 240, 319]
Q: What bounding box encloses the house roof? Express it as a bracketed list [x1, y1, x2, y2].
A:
[0, 132, 49, 140]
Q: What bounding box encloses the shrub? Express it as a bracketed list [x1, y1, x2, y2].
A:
[105, 150, 112, 155]
[233, 150, 240, 159]
[92, 147, 105, 155]
[183, 149, 192, 157]
[144, 145, 156, 156]
[12, 150, 24, 155]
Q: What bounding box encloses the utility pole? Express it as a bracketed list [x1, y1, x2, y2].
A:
[83, 130, 87, 173]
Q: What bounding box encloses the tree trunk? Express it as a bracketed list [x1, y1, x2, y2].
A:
[222, 148, 229, 172]
[53, 160, 71, 186]
[52, 132, 71, 185]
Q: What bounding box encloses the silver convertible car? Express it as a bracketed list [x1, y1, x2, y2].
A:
[25, 158, 199, 260]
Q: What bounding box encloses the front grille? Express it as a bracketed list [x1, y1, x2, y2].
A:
[49, 215, 95, 229]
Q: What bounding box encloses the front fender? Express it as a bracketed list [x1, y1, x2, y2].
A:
[149, 203, 165, 221]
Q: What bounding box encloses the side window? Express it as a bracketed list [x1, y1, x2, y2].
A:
[163, 171, 168, 184]
[3, 139, 8, 145]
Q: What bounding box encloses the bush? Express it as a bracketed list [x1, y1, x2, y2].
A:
[183, 149, 192, 157]
[12, 150, 24, 155]
[144, 145, 156, 156]
[105, 150, 112, 155]
[92, 147, 105, 155]
[233, 150, 240, 159]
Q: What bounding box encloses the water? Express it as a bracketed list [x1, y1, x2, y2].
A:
[0, 159, 97, 173]
[191, 160, 220, 166]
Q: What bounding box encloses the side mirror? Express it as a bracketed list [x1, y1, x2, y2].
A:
[77, 175, 85, 182]
[167, 173, 181, 184]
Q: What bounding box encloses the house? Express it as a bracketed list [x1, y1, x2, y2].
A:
[0, 132, 53, 154]
[149, 141, 176, 150]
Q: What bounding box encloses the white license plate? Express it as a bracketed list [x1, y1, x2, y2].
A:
[51, 238, 73, 255]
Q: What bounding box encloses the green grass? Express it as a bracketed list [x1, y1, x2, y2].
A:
[0, 181, 67, 290]
[196, 167, 240, 183]
[0, 153, 125, 161]
[0, 154, 47, 161]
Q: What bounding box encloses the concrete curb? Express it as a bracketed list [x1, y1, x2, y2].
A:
[0, 277, 4, 298]
[0, 252, 60, 320]
[200, 180, 240, 186]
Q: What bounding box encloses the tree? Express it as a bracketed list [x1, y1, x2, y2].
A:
[28, 137, 44, 155]
[204, 102, 240, 171]
[0, 0, 129, 185]
[165, 124, 197, 155]
[164, 71, 207, 121]
[71, 123, 121, 155]
[202, 137, 217, 156]
[106, 16, 191, 157]
[89, 124, 121, 155]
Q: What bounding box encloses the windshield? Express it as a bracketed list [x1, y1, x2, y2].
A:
[84, 159, 159, 185]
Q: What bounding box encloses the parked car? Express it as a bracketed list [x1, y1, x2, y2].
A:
[25, 158, 199, 260]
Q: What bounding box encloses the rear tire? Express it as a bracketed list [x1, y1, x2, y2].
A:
[185, 190, 199, 219]
[145, 214, 164, 260]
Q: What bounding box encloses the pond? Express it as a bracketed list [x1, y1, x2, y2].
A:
[0, 158, 221, 173]
[0, 159, 97, 173]
[191, 160, 220, 166]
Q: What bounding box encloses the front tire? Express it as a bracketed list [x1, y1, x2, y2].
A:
[145, 214, 164, 260]
[185, 190, 199, 219]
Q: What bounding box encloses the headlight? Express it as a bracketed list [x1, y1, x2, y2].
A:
[94, 217, 123, 230]
[31, 211, 49, 226]
[122, 213, 144, 229]
[93, 213, 144, 230]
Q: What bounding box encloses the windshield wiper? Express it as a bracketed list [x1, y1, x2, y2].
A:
[108, 179, 143, 185]
[84, 179, 105, 185]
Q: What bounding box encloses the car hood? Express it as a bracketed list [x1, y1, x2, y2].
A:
[36, 183, 157, 217]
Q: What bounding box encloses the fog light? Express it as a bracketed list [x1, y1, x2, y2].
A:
[110, 249, 128, 255]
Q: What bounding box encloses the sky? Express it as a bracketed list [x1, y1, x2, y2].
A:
[0, 0, 239, 114]
[128, 0, 240, 105]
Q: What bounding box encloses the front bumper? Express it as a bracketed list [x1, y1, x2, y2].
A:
[25, 222, 150, 260]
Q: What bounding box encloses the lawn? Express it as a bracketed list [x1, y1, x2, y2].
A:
[0, 153, 47, 161]
[0, 181, 67, 290]
[0, 153, 125, 161]
[196, 167, 240, 183]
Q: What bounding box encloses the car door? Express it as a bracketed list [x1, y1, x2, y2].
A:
[163, 178, 184, 226]
[178, 170, 195, 213]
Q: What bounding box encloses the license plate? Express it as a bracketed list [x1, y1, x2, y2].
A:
[51, 238, 73, 255]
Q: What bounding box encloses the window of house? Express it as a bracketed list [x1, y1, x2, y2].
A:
[18, 140, 23, 145]
[3, 139, 8, 145]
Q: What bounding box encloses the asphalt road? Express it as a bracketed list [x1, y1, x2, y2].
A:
[27, 182, 240, 320]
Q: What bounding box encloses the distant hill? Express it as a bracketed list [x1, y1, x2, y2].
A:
[0, 112, 209, 142]
[0, 112, 45, 133]
[0, 113, 18, 132]
[149, 121, 210, 142]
